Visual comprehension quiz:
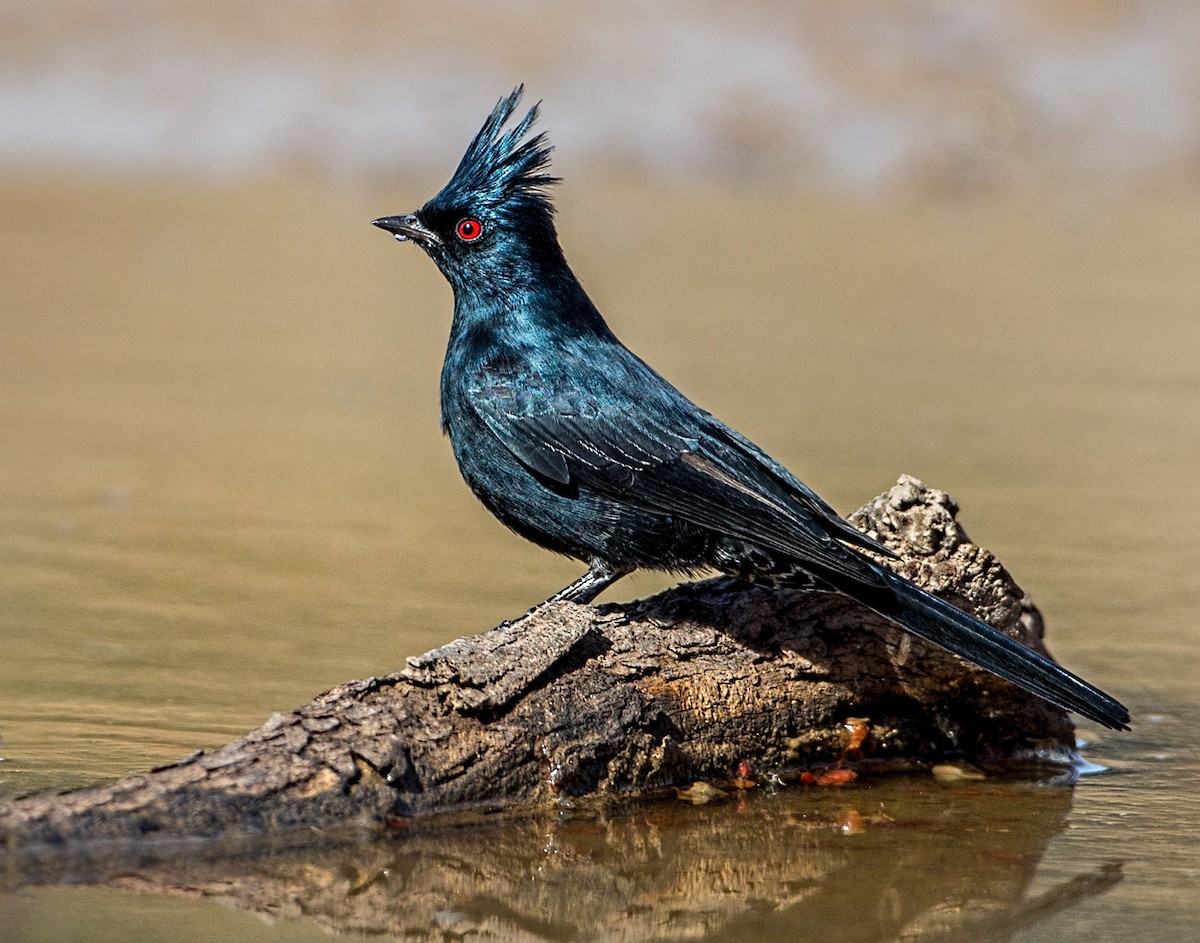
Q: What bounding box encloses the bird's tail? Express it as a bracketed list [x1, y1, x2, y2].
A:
[868, 567, 1130, 730]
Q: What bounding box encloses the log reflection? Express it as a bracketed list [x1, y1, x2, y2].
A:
[4, 779, 1121, 942]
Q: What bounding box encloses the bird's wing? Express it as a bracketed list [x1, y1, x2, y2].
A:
[699, 419, 896, 559]
[467, 364, 888, 589]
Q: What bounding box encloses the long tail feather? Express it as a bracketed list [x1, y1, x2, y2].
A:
[871, 568, 1130, 730]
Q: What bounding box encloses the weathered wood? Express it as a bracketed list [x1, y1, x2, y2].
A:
[0, 477, 1078, 851]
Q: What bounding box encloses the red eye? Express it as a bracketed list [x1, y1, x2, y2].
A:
[455, 218, 483, 242]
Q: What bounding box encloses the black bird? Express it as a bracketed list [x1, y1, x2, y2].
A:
[372, 87, 1129, 731]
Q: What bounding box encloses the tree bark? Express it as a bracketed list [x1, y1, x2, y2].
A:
[0, 476, 1078, 851]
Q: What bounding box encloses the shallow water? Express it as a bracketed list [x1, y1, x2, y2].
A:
[1, 171, 1198, 940]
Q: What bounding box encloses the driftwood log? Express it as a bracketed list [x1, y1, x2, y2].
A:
[0, 476, 1079, 855]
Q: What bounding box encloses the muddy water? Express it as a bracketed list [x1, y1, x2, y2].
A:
[1, 173, 1198, 940]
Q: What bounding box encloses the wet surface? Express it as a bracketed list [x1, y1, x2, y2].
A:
[0, 778, 1135, 941]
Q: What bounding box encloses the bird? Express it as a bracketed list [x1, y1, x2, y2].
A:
[372, 86, 1130, 731]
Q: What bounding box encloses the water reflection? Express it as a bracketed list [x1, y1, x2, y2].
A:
[4, 781, 1122, 942]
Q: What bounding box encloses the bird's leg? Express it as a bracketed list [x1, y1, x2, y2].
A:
[545, 559, 632, 605]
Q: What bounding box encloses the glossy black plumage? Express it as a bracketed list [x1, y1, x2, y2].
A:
[372, 87, 1130, 730]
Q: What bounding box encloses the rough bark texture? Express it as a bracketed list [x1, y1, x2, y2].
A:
[0, 477, 1078, 852]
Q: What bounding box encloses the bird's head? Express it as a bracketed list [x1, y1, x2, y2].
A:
[373, 86, 563, 294]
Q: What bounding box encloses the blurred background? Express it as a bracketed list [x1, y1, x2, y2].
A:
[4, 1, 1200, 187]
[1, 2, 1199, 940]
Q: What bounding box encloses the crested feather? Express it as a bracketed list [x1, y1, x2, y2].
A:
[440, 85, 559, 215]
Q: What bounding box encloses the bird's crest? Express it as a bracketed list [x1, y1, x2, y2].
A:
[437, 85, 559, 215]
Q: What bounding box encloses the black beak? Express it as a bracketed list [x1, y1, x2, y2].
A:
[371, 214, 441, 246]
